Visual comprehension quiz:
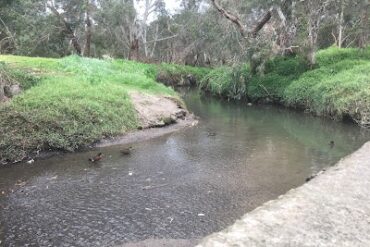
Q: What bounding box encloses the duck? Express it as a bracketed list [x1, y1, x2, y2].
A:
[89, 153, 103, 162]
[26, 159, 35, 164]
[207, 132, 216, 137]
[121, 146, 133, 155]
[329, 140, 335, 148]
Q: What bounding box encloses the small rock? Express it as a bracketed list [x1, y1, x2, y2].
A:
[175, 109, 187, 120]
[154, 120, 166, 127]
[128, 172, 133, 176]
[163, 116, 175, 125]
[4, 84, 22, 98]
[47, 176, 58, 181]
[26, 159, 35, 164]
[198, 213, 205, 217]
[170, 114, 178, 123]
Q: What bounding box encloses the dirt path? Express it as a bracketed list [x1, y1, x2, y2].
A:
[197, 142, 370, 247]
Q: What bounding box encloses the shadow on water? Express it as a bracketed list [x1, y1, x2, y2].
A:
[0, 88, 369, 247]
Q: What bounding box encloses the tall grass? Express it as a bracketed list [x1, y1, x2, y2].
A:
[199, 65, 249, 100]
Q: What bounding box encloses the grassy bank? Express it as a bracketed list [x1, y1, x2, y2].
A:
[200, 47, 370, 127]
[0, 55, 207, 164]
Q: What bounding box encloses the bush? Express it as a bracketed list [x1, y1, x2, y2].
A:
[199, 65, 249, 100]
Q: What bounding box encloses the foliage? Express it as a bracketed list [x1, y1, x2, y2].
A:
[247, 56, 309, 101]
[316, 46, 370, 66]
[285, 59, 370, 126]
[199, 65, 249, 100]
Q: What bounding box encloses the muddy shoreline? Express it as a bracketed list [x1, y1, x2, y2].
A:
[23, 114, 198, 165]
[96, 114, 198, 148]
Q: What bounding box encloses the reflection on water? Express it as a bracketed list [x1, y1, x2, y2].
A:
[0, 89, 368, 247]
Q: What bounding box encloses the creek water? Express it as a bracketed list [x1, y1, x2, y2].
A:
[0, 89, 369, 247]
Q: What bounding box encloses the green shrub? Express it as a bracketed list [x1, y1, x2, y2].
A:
[264, 55, 308, 77]
[316, 46, 370, 66]
[199, 65, 249, 100]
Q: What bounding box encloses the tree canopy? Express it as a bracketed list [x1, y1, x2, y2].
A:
[0, 0, 369, 66]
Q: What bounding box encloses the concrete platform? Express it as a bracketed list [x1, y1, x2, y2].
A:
[197, 142, 370, 247]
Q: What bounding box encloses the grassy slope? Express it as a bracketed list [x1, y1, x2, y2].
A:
[284, 48, 370, 126]
[0, 55, 206, 163]
[200, 47, 370, 127]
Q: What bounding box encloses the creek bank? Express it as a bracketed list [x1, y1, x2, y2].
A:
[197, 141, 370, 247]
[198, 47, 370, 128]
[1, 92, 196, 165]
[0, 55, 207, 165]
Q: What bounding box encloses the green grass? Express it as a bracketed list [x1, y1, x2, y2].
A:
[283, 47, 370, 125]
[0, 55, 203, 163]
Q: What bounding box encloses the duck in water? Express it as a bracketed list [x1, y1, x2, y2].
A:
[329, 140, 335, 149]
[207, 132, 216, 137]
[89, 153, 103, 162]
[121, 146, 133, 155]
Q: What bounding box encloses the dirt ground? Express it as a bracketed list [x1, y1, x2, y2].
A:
[130, 92, 187, 129]
[96, 92, 198, 148]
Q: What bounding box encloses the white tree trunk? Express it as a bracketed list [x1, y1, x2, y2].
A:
[338, 0, 345, 48]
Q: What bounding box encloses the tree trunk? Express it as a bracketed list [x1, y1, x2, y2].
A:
[0, 81, 4, 101]
[304, 0, 330, 67]
[359, 0, 369, 48]
[129, 35, 139, 60]
[83, 0, 92, 57]
[47, 4, 82, 55]
[276, 0, 298, 55]
[70, 35, 82, 56]
[307, 21, 317, 67]
[338, 0, 344, 48]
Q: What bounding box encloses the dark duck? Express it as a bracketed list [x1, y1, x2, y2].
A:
[89, 153, 103, 162]
[121, 146, 133, 155]
[329, 140, 335, 149]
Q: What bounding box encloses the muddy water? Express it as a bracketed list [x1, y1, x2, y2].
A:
[0, 89, 369, 247]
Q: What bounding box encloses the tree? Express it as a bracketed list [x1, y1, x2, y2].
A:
[303, 0, 333, 66]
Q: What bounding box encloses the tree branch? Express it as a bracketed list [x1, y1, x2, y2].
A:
[210, 0, 246, 37]
[47, 3, 82, 55]
[211, 0, 288, 39]
[144, 34, 178, 44]
[250, 9, 272, 38]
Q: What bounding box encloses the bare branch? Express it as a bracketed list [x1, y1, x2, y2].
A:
[211, 0, 287, 39]
[144, 34, 178, 44]
[250, 9, 273, 38]
[210, 0, 246, 37]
